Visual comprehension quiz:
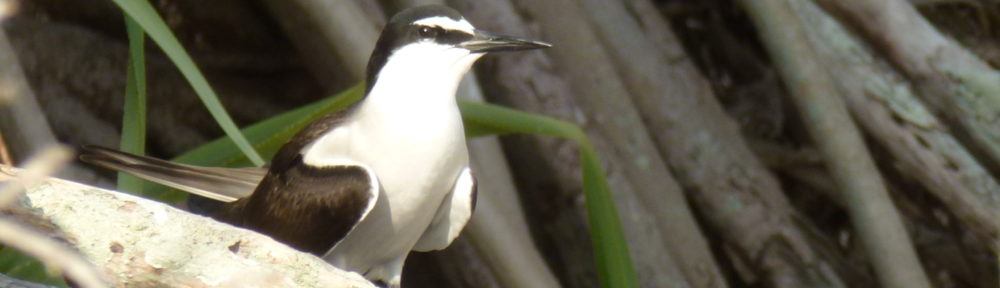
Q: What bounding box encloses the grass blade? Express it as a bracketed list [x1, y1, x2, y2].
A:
[118, 15, 147, 193]
[172, 85, 364, 166]
[458, 101, 637, 288]
[109, 0, 265, 166]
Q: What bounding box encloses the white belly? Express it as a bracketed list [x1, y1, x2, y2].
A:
[301, 99, 469, 275]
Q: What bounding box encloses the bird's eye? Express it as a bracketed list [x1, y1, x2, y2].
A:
[417, 26, 438, 39]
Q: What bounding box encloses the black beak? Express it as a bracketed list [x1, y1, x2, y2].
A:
[460, 29, 552, 53]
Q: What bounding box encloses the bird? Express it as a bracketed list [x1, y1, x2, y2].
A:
[80, 5, 550, 287]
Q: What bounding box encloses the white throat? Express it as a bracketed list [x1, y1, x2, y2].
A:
[366, 42, 482, 107]
[301, 42, 480, 166]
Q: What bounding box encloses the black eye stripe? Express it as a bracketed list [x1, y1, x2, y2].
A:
[436, 28, 473, 45]
[417, 26, 437, 39]
[414, 25, 472, 45]
[366, 17, 475, 94]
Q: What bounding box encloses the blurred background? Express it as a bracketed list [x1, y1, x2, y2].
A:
[1, 0, 1000, 287]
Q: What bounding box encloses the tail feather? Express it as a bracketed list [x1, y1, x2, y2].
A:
[79, 145, 263, 202]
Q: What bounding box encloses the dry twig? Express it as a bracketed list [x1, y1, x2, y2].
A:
[0, 146, 104, 288]
[0, 130, 12, 166]
[0, 146, 72, 207]
[0, 219, 105, 288]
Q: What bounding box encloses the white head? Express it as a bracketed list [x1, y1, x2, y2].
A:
[363, 5, 550, 100]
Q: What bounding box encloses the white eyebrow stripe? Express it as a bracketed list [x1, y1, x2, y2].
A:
[414, 17, 475, 34]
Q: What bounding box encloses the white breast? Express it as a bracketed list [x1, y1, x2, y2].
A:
[300, 40, 480, 277]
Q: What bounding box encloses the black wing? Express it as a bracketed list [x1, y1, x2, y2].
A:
[240, 154, 379, 256]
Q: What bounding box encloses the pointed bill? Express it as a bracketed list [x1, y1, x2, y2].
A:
[460, 29, 551, 53]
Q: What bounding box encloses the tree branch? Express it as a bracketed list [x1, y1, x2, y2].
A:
[577, 0, 857, 286]
[738, 0, 932, 287]
[793, 0, 1000, 243]
[0, 165, 375, 288]
[816, 0, 1000, 178]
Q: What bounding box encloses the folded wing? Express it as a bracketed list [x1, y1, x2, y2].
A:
[243, 157, 380, 255]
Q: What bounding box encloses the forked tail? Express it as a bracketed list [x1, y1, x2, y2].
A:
[79, 145, 263, 202]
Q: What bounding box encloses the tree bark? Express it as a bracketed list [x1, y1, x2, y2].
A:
[577, 0, 857, 286]
[0, 166, 375, 288]
[816, 0, 1000, 181]
[259, 0, 378, 88]
[739, 0, 933, 287]
[455, 0, 722, 286]
[795, 0, 1000, 243]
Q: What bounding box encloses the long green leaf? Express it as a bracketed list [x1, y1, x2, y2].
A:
[173, 85, 364, 166]
[108, 0, 265, 166]
[458, 102, 638, 288]
[118, 16, 147, 193]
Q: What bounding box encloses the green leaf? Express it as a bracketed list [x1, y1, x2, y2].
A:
[173, 85, 364, 165]
[459, 101, 638, 288]
[108, 0, 265, 166]
[118, 15, 147, 194]
[458, 101, 585, 140]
